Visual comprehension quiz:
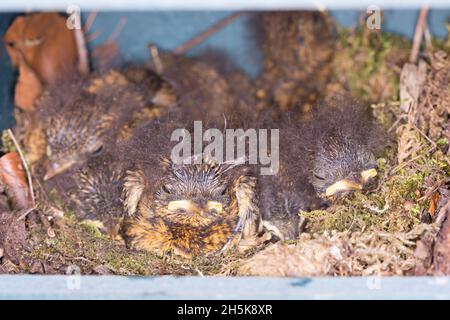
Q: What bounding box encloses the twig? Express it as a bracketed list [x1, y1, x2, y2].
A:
[418, 180, 443, 202]
[414, 124, 437, 148]
[424, 23, 433, 52]
[364, 202, 390, 214]
[108, 17, 127, 42]
[148, 44, 163, 74]
[86, 30, 102, 42]
[387, 114, 407, 134]
[6, 129, 35, 207]
[74, 27, 90, 75]
[83, 11, 97, 33]
[174, 12, 247, 55]
[17, 206, 37, 221]
[409, 6, 429, 64]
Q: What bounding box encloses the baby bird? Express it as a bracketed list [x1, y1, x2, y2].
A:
[259, 164, 309, 242]
[308, 100, 381, 200]
[148, 46, 256, 126]
[69, 152, 125, 239]
[257, 116, 315, 241]
[38, 68, 175, 181]
[120, 119, 260, 258]
[258, 99, 381, 241]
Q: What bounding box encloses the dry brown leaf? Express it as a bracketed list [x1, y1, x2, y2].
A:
[396, 124, 422, 163]
[433, 200, 450, 275]
[14, 54, 44, 111]
[428, 192, 440, 217]
[3, 13, 79, 111]
[0, 153, 32, 210]
[416, 50, 450, 141]
[399, 60, 427, 115]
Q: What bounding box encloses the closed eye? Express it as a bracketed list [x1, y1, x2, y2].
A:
[314, 174, 325, 181]
[167, 200, 193, 212]
[92, 145, 103, 156]
[162, 185, 171, 194]
[206, 201, 223, 214]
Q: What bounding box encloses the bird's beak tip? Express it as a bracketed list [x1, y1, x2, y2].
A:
[44, 159, 76, 181]
[361, 168, 378, 183]
[325, 179, 363, 197]
[43, 169, 61, 181]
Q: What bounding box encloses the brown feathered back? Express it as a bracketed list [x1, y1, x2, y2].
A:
[37, 68, 173, 180]
[150, 48, 257, 128]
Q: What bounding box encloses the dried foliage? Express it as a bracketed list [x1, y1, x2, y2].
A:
[238, 224, 435, 276]
[416, 50, 450, 144]
[328, 26, 410, 103]
[0, 152, 32, 210]
[3, 13, 79, 111]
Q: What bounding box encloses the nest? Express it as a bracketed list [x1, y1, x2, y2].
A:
[238, 224, 436, 276]
[0, 12, 449, 276]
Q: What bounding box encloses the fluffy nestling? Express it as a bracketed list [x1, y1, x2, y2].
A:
[120, 117, 260, 259]
[69, 151, 125, 239]
[37, 68, 175, 181]
[308, 100, 381, 200]
[257, 98, 382, 241]
[257, 115, 316, 241]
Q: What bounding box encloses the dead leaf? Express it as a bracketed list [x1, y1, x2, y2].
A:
[414, 234, 434, 275]
[29, 261, 44, 274]
[433, 200, 450, 275]
[396, 124, 421, 163]
[429, 192, 440, 217]
[14, 53, 44, 111]
[93, 265, 113, 275]
[416, 50, 450, 141]
[3, 13, 79, 111]
[0, 152, 32, 210]
[399, 60, 427, 116]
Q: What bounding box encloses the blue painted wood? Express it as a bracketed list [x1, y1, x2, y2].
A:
[0, 14, 16, 131]
[1, 0, 450, 11]
[0, 276, 449, 299]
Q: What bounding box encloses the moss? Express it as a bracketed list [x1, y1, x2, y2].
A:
[1, 130, 16, 153]
[79, 221, 105, 239]
[25, 214, 256, 275]
[332, 27, 410, 103]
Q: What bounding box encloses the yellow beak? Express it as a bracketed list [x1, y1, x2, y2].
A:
[361, 168, 378, 184]
[44, 158, 78, 181]
[325, 179, 363, 197]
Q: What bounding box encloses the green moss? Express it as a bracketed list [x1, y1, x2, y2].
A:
[1, 130, 16, 153]
[333, 27, 410, 103]
[25, 214, 255, 276]
[79, 221, 105, 239]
